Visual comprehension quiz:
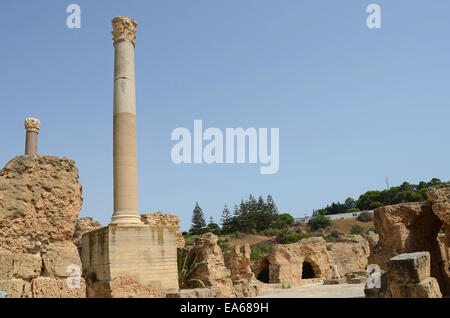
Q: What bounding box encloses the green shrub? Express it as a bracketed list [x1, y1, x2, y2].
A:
[324, 236, 336, 242]
[346, 207, 360, 213]
[274, 213, 295, 228]
[217, 238, 231, 253]
[351, 225, 364, 235]
[357, 211, 374, 222]
[260, 228, 284, 237]
[276, 231, 316, 244]
[177, 249, 206, 289]
[308, 215, 331, 230]
[183, 234, 198, 246]
[205, 223, 221, 235]
[250, 243, 273, 261]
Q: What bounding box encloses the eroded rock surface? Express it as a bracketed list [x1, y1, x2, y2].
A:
[190, 233, 235, 298]
[369, 186, 450, 296]
[224, 244, 262, 297]
[141, 212, 185, 247]
[72, 217, 102, 248]
[0, 156, 85, 298]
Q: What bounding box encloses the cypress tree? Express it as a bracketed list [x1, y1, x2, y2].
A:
[190, 202, 206, 235]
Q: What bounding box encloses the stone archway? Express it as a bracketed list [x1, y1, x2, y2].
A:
[257, 266, 270, 283]
[252, 255, 270, 283]
[302, 261, 315, 279]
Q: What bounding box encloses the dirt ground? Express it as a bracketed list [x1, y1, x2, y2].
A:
[258, 282, 365, 298]
[329, 218, 375, 234]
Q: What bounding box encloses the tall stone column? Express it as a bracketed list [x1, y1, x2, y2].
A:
[24, 118, 40, 155]
[111, 16, 142, 225]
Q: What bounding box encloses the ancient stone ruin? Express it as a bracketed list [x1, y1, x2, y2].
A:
[0, 155, 85, 297]
[170, 233, 262, 298]
[365, 252, 442, 298]
[368, 186, 450, 296]
[251, 236, 369, 286]
[141, 212, 185, 248]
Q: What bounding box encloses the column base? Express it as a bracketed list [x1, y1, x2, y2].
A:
[81, 224, 179, 298]
[110, 213, 143, 225]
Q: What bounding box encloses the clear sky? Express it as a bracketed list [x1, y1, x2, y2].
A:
[1, 1, 449, 231]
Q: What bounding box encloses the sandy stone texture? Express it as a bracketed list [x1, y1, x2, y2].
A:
[224, 244, 262, 297]
[328, 235, 370, 276]
[268, 237, 334, 285]
[369, 186, 450, 296]
[0, 155, 86, 298]
[72, 217, 103, 248]
[189, 233, 235, 298]
[0, 156, 83, 252]
[387, 252, 442, 298]
[141, 212, 185, 247]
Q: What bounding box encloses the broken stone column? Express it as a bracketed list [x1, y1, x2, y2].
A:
[111, 16, 142, 225]
[24, 118, 40, 155]
[387, 252, 442, 298]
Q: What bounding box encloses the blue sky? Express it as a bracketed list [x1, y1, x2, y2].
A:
[1, 1, 449, 231]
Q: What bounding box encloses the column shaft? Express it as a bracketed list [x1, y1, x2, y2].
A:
[111, 17, 142, 225]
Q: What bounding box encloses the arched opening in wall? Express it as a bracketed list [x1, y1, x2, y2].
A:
[302, 261, 315, 279]
[257, 267, 270, 283]
[408, 203, 447, 295]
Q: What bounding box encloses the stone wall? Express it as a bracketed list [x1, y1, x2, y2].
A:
[141, 212, 185, 247]
[327, 235, 370, 276]
[251, 236, 371, 285]
[0, 156, 85, 298]
[189, 233, 235, 298]
[223, 244, 262, 297]
[369, 186, 450, 296]
[267, 237, 334, 285]
[176, 233, 261, 298]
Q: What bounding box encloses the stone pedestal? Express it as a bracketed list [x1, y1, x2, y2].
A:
[81, 224, 179, 297]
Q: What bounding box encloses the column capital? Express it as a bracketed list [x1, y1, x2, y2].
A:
[24, 118, 40, 133]
[112, 16, 137, 47]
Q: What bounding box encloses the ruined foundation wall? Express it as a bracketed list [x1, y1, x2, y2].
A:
[0, 156, 86, 298]
[268, 237, 334, 285]
[141, 212, 185, 247]
[327, 235, 370, 276]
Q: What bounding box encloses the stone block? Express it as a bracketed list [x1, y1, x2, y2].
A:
[389, 277, 442, 298]
[42, 243, 81, 278]
[31, 277, 59, 298]
[0, 279, 31, 298]
[58, 277, 86, 298]
[0, 250, 14, 280]
[387, 252, 430, 285]
[13, 253, 42, 279]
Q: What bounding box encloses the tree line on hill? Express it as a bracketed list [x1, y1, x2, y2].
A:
[312, 178, 449, 216]
[188, 195, 294, 235]
[188, 178, 448, 235]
